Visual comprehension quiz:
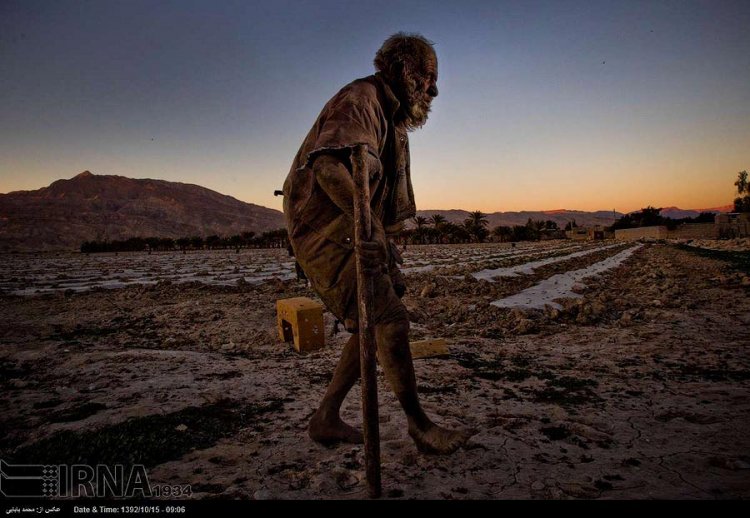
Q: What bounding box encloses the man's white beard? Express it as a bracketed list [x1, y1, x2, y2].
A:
[405, 95, 432, 131]
[396, 72, 433, 131]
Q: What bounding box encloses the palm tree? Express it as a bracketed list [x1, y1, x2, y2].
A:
[443, 222, 470, 243]
[241, 231, 256, 245]
[411, 216, 429, 244]
[176, 237, 191, 254]
[205, 235, 221, 250]
[735, 170, 748, 195]
[492, 225, 512, 242]
[464, 210, 489, 229]
[190, 236, 204, 250]
[735, 170, 750, 212]
[229, 234, 243, 252]
[159, 237, 175, 251]
[429, 214, 446, 228]
[427, 215, 447, 243]
[462, 210, 489, 242]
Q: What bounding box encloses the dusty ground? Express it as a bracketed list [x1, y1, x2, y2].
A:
[1, 240, 749, 499]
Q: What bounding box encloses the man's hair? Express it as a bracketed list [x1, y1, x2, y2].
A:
[374, 32, 435, 82]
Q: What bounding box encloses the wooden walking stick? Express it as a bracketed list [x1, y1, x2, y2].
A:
[351, 143, 382, 498]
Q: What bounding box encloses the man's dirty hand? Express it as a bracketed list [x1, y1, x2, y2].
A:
[357, 240, 386, 273]
[357, 218, 388, 273]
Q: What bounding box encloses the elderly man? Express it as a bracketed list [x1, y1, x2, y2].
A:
[282, 33, 469, 454]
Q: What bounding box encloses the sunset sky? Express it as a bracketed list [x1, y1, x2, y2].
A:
[1, 0, 747, 213]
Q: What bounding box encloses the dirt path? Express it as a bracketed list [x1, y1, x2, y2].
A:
[1, 242, 748, 499]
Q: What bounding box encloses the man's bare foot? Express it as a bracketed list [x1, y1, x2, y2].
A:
[408, 422, 472, 454]
[308, 411, 363, 445]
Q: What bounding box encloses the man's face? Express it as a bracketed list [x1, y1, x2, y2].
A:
[400, 51, 438, 131]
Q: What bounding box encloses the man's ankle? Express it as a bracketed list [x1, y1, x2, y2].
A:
[313, 406, 340, 423]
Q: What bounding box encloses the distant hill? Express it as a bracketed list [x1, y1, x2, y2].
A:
[659, 205, 732, 219]
[0, 171, 285, 251]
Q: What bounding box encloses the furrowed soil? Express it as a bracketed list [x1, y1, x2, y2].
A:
[1, 241, 748, 499]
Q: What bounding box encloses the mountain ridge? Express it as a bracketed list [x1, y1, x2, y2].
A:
[0, 171, 285, 250]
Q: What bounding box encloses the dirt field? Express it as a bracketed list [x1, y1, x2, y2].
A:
[1, 240, 749, 499]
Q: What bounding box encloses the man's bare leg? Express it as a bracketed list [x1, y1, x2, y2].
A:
[375, 318, 470, 454]
[308, 333, 364, 444]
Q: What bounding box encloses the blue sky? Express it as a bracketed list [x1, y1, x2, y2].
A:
[1, 0, 748, 212]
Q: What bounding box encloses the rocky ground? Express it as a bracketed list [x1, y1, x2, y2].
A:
[1, 241, 749, 499]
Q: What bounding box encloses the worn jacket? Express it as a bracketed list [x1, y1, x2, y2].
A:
[282, 73, 416, 249]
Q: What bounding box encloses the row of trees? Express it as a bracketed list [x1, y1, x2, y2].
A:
[403, 205, 720, 244]
[80, 211, 562, 253]
[491, 219, 563, 242]
[405, 212, 490, 244]
[80, 229, 289, 254]
[394, 212, 564, 244]
[608, 206, 715, 231]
